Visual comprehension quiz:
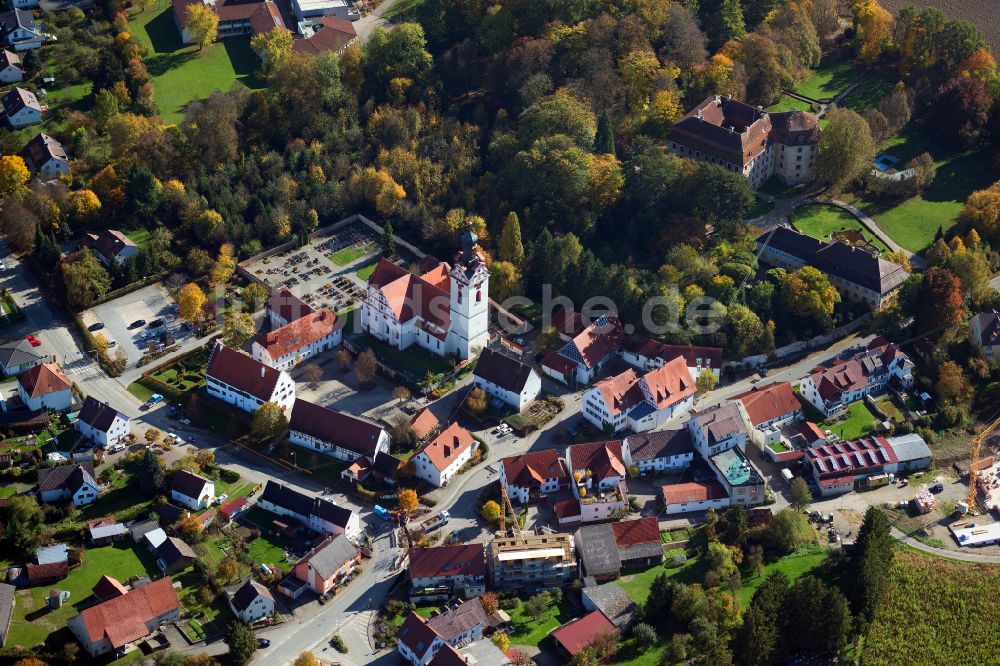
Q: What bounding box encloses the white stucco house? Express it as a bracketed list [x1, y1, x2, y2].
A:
[37, 463, 98, 507]
[411, 422, 477, 488]
[581, 356, 696, 434]
[17, 363, 72, 412]
[206, 342, 296, 414]
[498, 450, 569, 504]
[76, 396, 130, 447]
[251, 308, 341, 371]
[170, 470, 215, 510]
[2, 86, 40, 127]
[259, 480, 361, 541]
[472, 347, 541, 411]
[226, 579, 274, 623]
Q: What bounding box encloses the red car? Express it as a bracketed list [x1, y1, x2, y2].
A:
[25, 335, 41, 347]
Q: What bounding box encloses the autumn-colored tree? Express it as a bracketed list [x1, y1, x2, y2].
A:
[62, 247, 112, 309]
[480, 591, 499, 615]
[936, 360, 972, 406]
[935, 76, 994, 147]
[195, 449, 215, 469]
[178, 282, 207, 321]
[780, 266, 840, 326]
[353, 167, 406, 215]
[251, 401, 288, 440]
[211, 243, 237, 286]
[0, 155, 30, 198]
[914, 267, 964, 333]
[251, 26, 294, 76]
[195, 209, 224, 244]
[959, 181, 1000, 243]
[398, 488, 418, 513]
[490, 261, 523, 302]
[852, 0, 893, 63]
[696, 368, 718, 393]
[242, 282, 269, 311]
[337, 349, 353, 368]
[466, 387, 488, 414]
[355, 349, 377, 384]
[145, 428, 162, 444]
[217, 555, 240, 582]
[292, 653, 320, 666]
[303, 363, 324, 383]
[68, 189, 102, 225]
[959, 47, 996, 80]
[481, 500, 502, 524]
[177, 514, 202, 540]
[223, 311, 256, 348]
[393, 386, 411, 403]
[186, 3, 219, 51]
[885, 250, 911, 273]
[491, 632, 511, 651]
[13, 658, 49, 666]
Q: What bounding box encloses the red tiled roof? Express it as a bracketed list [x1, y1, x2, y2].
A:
[396, 612, 441, 657]
[541, 350, 576, 377]
[219, 497, 248, 517]
[567, 318, 622, 369]
[173, 0, 284, 33]
[415, 422, 476, 472]
[611, 517, 660, 548]
[661, 481, 728, 504]
[640, 355, 695, 409]
[410, 407, 440, 439]
[734, 382, 800, 427]
[207, 343, 283, 403]
[93, 575, 128, 601]
[566, 440, 626, 482]
[18, 362, 71, 398]
[501, 450, 568, 488]
[621, 335, 723, 370]
[256, 309, 337, 360]
[407, 544, 485, 579]
[593, 369, 642, 416]
[367, 258, 451, 331]
[267, 287, 314, 324]
[550, 610, 617, 657]
[77, 577, 179, 648]
[27, 561, 68, 583]
[552, 498, 581, 520]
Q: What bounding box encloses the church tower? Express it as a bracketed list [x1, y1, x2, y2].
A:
[448, 229, 490, 359]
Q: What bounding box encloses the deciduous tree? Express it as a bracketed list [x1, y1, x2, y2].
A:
[251, 26, 293, 76]
[251, 401, 288, 440]
[816, 107, 876, 192]
[790, 477, 812, 510]
[936, 360, 972, 405]
[223, 311, 256, 348]
[186, 4, 219, 51]
[481, 500, 501, 523]
[355, 349, 377, 384]
[466, 387, 488, 414]
[398, 488, 418, 512]
[696, 368, 718, 393]
[225, 621, 257, 666]
[178, 283, 207, 321]
[303, 364, 324, 383]
[62, 247, 112, 309]
[242, 283, 269, 311]
[0, 155, 30, 198]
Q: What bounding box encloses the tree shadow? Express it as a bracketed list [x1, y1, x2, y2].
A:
[145, 50, 197, 78]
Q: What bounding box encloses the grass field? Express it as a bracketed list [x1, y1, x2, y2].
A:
[846, 123, 994, 252]
[8, 544, 158, 647]
[126, 228, 153, 250]
[819, 401, 879, 441]
[766, 95, 813, 113]
[329, 243, 376, 266]
[508, 597, 575, 646]
[360, 333, 452, 377]
[792, 204, 890, 252]
[862, 549, 1000, 665]
[128, 0, 264, 123]
[355, 260, 379, 282]
[383, 0, 424, 19]
[794, 60, 856, 101]
[840, 71, 899, 112]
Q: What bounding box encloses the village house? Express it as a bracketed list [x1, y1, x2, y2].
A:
[288, 398, 390, 463]
[170, 470, 215, 510]
[76, 396, 130, 448]
[226, 579, 275, 622]
[549, 610, 618, 663]
[488, 532, 576, 589]
[266, 287, 314, 328]
[661, 480, 730, 514]
[581, 581, 637, 630]
[0, 338, 48, 377]
[499, 449, 570, 504]
[799, 341, 913, 417]
[81, 229, 139, 266]
[292, 16, 357, 55]
[67, 577, 180, 657]
[407, 544, 487, 603]
[410, 407, 441, 441]
[472, 347, 542, 411]
[574, 517, 663, 581]
[733, 381, 803, 447]
[582, 355, 696, 433]
[0, 9, 47, 50]
[669, 95, 820, 188]
[291, 534, 361, 595]
[17, 362, 72, 411]
[971, 312, 1000, 359]
[92, 575, 128, 602]
[619, 335, 723, 381]
[361, 232, 490, 360]
[155, 537, 196, 574]
[687, 403, 749, 458]
[206, 342, 296, 414]
[1, 85, 38, 127]
[0, 48, 22, 82]
[251, 308, 340, 370]
[565, 440, 627, 498]
[620, 429, 696, 476]
[396, 598, 489, 666]
[708, 445, 766, 507]
[218, 497, 248, 523]
[756, 226, 909, 308]
[541, 315, 622, 387]
[411, 422, 477, 488]
[21, 133, 69, 179]
[37, 463, 97, 506]
[259, 480, 361, 540]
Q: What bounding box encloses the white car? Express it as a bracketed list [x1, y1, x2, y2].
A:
[108, 443, 126, 453]
[215, 494, 229, 505]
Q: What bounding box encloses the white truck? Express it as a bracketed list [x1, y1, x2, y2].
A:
[419, 510, 450, 532]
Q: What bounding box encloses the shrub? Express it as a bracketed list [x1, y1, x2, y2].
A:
[329, 635, 348, 653]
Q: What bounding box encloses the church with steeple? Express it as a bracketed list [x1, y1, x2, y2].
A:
[360, 230, 490, 360]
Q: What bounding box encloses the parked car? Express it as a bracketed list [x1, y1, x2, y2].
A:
[148, 319, 165, 328]
[25, 335, 41, 347]
[257, 638, 271, 648]
[930, 483, 944, 494]
[108, 443, 126, 453]
[128, 319, 146, 329]
[107, 338, 117, 347]
[88, 322, 105, 332]
[215, 494, 229, 504]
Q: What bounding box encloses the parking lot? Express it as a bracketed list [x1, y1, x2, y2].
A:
[80, 284, 195, 369]
[240, 225, 384, 317]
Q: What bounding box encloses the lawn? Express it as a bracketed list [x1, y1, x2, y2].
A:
[128, 0, 265, 123]
[248, 534, 292, 569]
[793, 60, 856, 101]
[329, 243, 377, 266]
[127, 380, 156, 403]
[7, 544, 159, 647]
[384, 0, 425, 19]
[126, 228, 153, 250]
[508, 598, 575, 646]
[873, 396, 905, 422]
[840, 71, 899, 112]
[819, 401, 880, 441]
[355, 260, 379, 282]
[862, 550, 1000, 665]
[791, 204, 890, 253]
[735, 549, 827, 606]
[845, 124, 995, 253]
[359, 333, 453, 378]
[766, 95, 813, 113]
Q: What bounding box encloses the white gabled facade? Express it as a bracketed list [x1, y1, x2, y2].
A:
[251, 328, 341, 371]
[473, 370, 541, 411]
[206, 370, 295, 414]
[206, 344, 296, 415]
[76, 412, 129, 448]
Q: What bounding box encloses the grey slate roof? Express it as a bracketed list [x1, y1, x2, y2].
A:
[0, 582, 15, 640]
[78, 396, 126, 432]
[227, 579, 274, 612]
[426, 598, 488, 642]
[583, 581, 636, 628]
[886, 433, 931, 463]
[972, 312, 1000, 348]
[303, 534, 358, 580]
[689, 404, 748, 444]
[261, 480, 353, 529]
[574, 524, 621, 577]
[624, 429, 694, 462]
[130, 519, 161, 542]
[170, 470, 211, 501]
[757, 226, 909, 295]
[89, 522, 127, 540]
[158, 536, 196, 567]
[0, 339, 42, 371]
[37, 463, 96, 495]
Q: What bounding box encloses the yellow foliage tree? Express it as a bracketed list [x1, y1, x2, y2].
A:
[587, 153, 624, 211]
[251, 26, 294, 76]
[481, 500, 502, 524]
[356, 167, 406, 215]
[852, 0, 893, 64]
[210, 243, 237, 286]
[185, 3, 219, 51]
[885, 250, 911, 272]
[960, 181, 1000, 243]
[646, 89, 684, 127]
[68, 189, 102, 224]
[89, 164, 126, 211]
[398, 488, 418, 513]
[466, 387, 488, 414]
[177, 282, 207, 321]
[0, 155, 30, 198]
